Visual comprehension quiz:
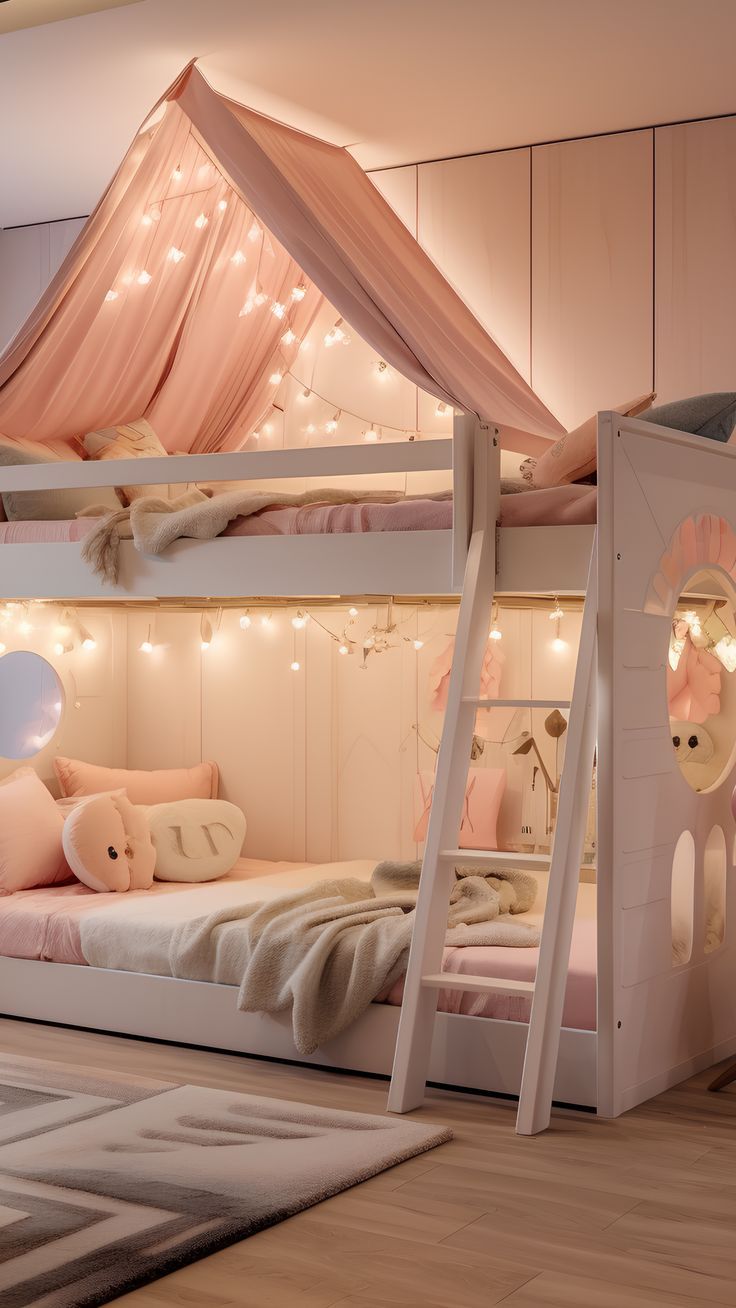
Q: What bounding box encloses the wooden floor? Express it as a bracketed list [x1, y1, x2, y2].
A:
[2, 1019, 736, 1307]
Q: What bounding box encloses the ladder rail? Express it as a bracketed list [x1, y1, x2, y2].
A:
[515, 534, 598, 1135]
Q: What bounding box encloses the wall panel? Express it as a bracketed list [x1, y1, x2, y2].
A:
[531, 130, 654, 432]
[655, 116, 736, 403]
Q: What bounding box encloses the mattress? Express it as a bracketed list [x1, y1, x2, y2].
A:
[0, 483, 596, 544]
[0, 857, 596, 1031]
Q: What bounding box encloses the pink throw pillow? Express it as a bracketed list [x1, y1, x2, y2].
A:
[53, 759, 219, 805]
[531, 392, 655, 489]
[0, 771, 70, 893]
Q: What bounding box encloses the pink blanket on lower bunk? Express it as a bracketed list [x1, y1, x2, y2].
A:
[0, 483, 596, 543]
[0, 857, 596, 1031]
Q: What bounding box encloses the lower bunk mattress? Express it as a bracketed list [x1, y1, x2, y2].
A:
[0, 857, 596, 1031]
[0, 483, 596, 543]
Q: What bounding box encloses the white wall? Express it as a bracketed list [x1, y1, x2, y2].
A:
[0, 217, 85, 351]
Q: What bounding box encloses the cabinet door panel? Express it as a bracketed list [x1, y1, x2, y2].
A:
[655, 118, 736, 403]
[532, 131, 653, 432]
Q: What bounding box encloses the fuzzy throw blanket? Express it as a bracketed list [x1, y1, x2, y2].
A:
[81, 487, 450, 583]
[168, 861, 540, 1054]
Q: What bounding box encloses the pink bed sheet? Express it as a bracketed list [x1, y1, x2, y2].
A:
[0, 860, 596, 1031]
[0, 519, 94, 543]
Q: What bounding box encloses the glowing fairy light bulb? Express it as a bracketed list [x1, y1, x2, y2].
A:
[291, 612, 308, 629]
[239, 298, 255, 317]
[281, 327, 297, 346]
[552, 636, 567, 652]
[218, 198, 228, 212]
[80, 630, 96, 651]
[19, 619, 33, 636]
[300, 388, 312, 401]
[194, 213, 209, 229]
[325, 410, 341, 435]
[260, 614, 272, 629]
[247, 221, 261, 242]
[348, 607, 359, 618]
[376, 360, 389, 379]
[269, 369, 284, 386]
[252, 429, 260, 440]
[171, 166, 183, 182]
[54, 641, 72, 656]
[435, 401, 448, 417]
[140, 639, 153, 654]
[168, 246, 185, 263]
[239, 613, 252, 630]
[324, 318, 345, 347]
[291, 284, 307, 301]
[200, 639, 211, 651]
[136, 270, 152, 286]
[338, 644, 349, 655]
[412, 639, 424, 651]
[271, 302, 286, 319]
[254, 290, 268, 307]
[363, 426, 380, 443]
[230, 250, 247, 266]
[489, 627, 502, 641]
[549, 599, 564, 621]
[104, 290, 119, 303]
[141, 213, 153, 227]
[290, 660, 301, 672]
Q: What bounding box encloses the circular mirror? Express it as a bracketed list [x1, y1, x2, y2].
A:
[0, 652, 64, 759]
[669, 568, 736, 792]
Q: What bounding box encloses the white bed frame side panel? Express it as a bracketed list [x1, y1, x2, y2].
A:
[599, 413, 736, 1117]
[0, 957, 596, 1107]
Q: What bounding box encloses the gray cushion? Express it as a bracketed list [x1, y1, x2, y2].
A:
[641, 393, 736, 443]
[0, 445, 119, 521]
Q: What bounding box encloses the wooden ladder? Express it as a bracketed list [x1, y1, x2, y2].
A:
[387, 506, 598, 1135]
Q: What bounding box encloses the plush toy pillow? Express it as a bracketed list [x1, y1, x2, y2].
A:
[56, 788, 126, 818]
[54, 758, 219, 804]
[62, 794, 156, 893]
[143, 798, 246, 882]
[531, 392, 655, 489]
[0, 771, 70, 893]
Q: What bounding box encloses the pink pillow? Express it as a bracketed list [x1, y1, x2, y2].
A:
[0, 771, 70, 893]
[62, 794, 156, 893]
[414, 767, 506, 850]
[54, 759, 219, 805]
[531, 392, 655, 488]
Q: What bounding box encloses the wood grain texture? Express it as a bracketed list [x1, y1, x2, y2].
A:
[1, 1018, 735, 1306]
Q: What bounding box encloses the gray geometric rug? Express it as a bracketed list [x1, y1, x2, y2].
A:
[0, 1053, 450, 1307]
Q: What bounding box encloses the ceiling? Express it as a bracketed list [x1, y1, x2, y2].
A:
[2, 0, 736, 227]
[0, 1, 141, 35]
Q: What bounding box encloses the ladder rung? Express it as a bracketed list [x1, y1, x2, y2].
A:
[464, 698, 571, 709]
[421, 973, 536, 997]
[440, 849, 551, 869]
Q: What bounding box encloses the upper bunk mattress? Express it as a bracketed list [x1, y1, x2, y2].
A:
[0, 856, 596, 1031]
[0, 483, 596, 543]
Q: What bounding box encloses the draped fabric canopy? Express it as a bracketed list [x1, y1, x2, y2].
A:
[0, 63, 564, 455]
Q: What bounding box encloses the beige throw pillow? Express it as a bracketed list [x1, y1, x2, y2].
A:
[531, 392, 655, 489]
[83, 419, 171, 506]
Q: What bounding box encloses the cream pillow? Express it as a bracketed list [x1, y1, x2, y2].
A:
[531, 392, 655, 489]
[83, 419, 171, 506]
[142, 798, 246, 882]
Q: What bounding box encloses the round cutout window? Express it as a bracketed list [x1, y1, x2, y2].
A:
[669, 568, 736, 792]
[0, 651, 64, 759]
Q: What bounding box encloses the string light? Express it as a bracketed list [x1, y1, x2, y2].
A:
[254, 290, 269, 307]
[348, 607, 359, 617]
[324, 318, 346, 347]
[104, 290, 118, 303]
[247, 222, 261, 242]
[291, 612, 309, 629]
[136, 270, 152, 286]
[139, 623, 154, 654]
[239, 298, 255, 317]
[271, 302, 286, 319]
[489, 600, 502, 640]
[376, 360, 389, 379]
[239, 612, 252, 630]
[218, 198, 228, 212]
[269, 369, 284, 386]
[171, 166, 183, 182]
[435, 401, 448, 417]
[200, 615, 213, 651]
[291, 284, 307, 301]
[19, 619, 33, 637]
[54, 640, 73, 656]
[281, 327, 297, 345]
[230, 250, 247, 266]
[363, 426, 381, 443]
[141, 213, 153, 227]
[260, 614, 273, 628]
[79, 625, 96, 651]
[167, 247, 185, 263]
[290, 660, 301, 672]
[300, 388, 312, 401]
[413, 639, 424, 651]
[549, 599, 564, 621]
[325, 410, 341, 435]
[194, 213, 209, 229]
[338, 643, 350, 655]
[551, 616, 567, 652]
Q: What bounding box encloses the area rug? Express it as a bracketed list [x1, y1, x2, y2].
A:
[0, 1053, 451, 1308]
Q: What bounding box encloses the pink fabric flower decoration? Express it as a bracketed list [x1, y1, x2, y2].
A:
[428, 637, 505, 715]
[667, 635, 721, 725]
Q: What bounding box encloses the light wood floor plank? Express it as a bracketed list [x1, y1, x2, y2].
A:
[2, 1018, 736, 1307]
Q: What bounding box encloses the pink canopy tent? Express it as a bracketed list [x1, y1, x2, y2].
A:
[0, 63, 564, 456]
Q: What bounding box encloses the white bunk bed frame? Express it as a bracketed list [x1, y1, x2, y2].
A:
[0, 412, 734, 1128]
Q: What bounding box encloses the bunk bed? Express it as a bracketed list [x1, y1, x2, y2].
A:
[0, 62, 734, 1131]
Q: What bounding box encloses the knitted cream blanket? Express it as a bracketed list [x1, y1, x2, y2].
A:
[81, 487, 451, 584]
[167, 860, 540, 1055]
